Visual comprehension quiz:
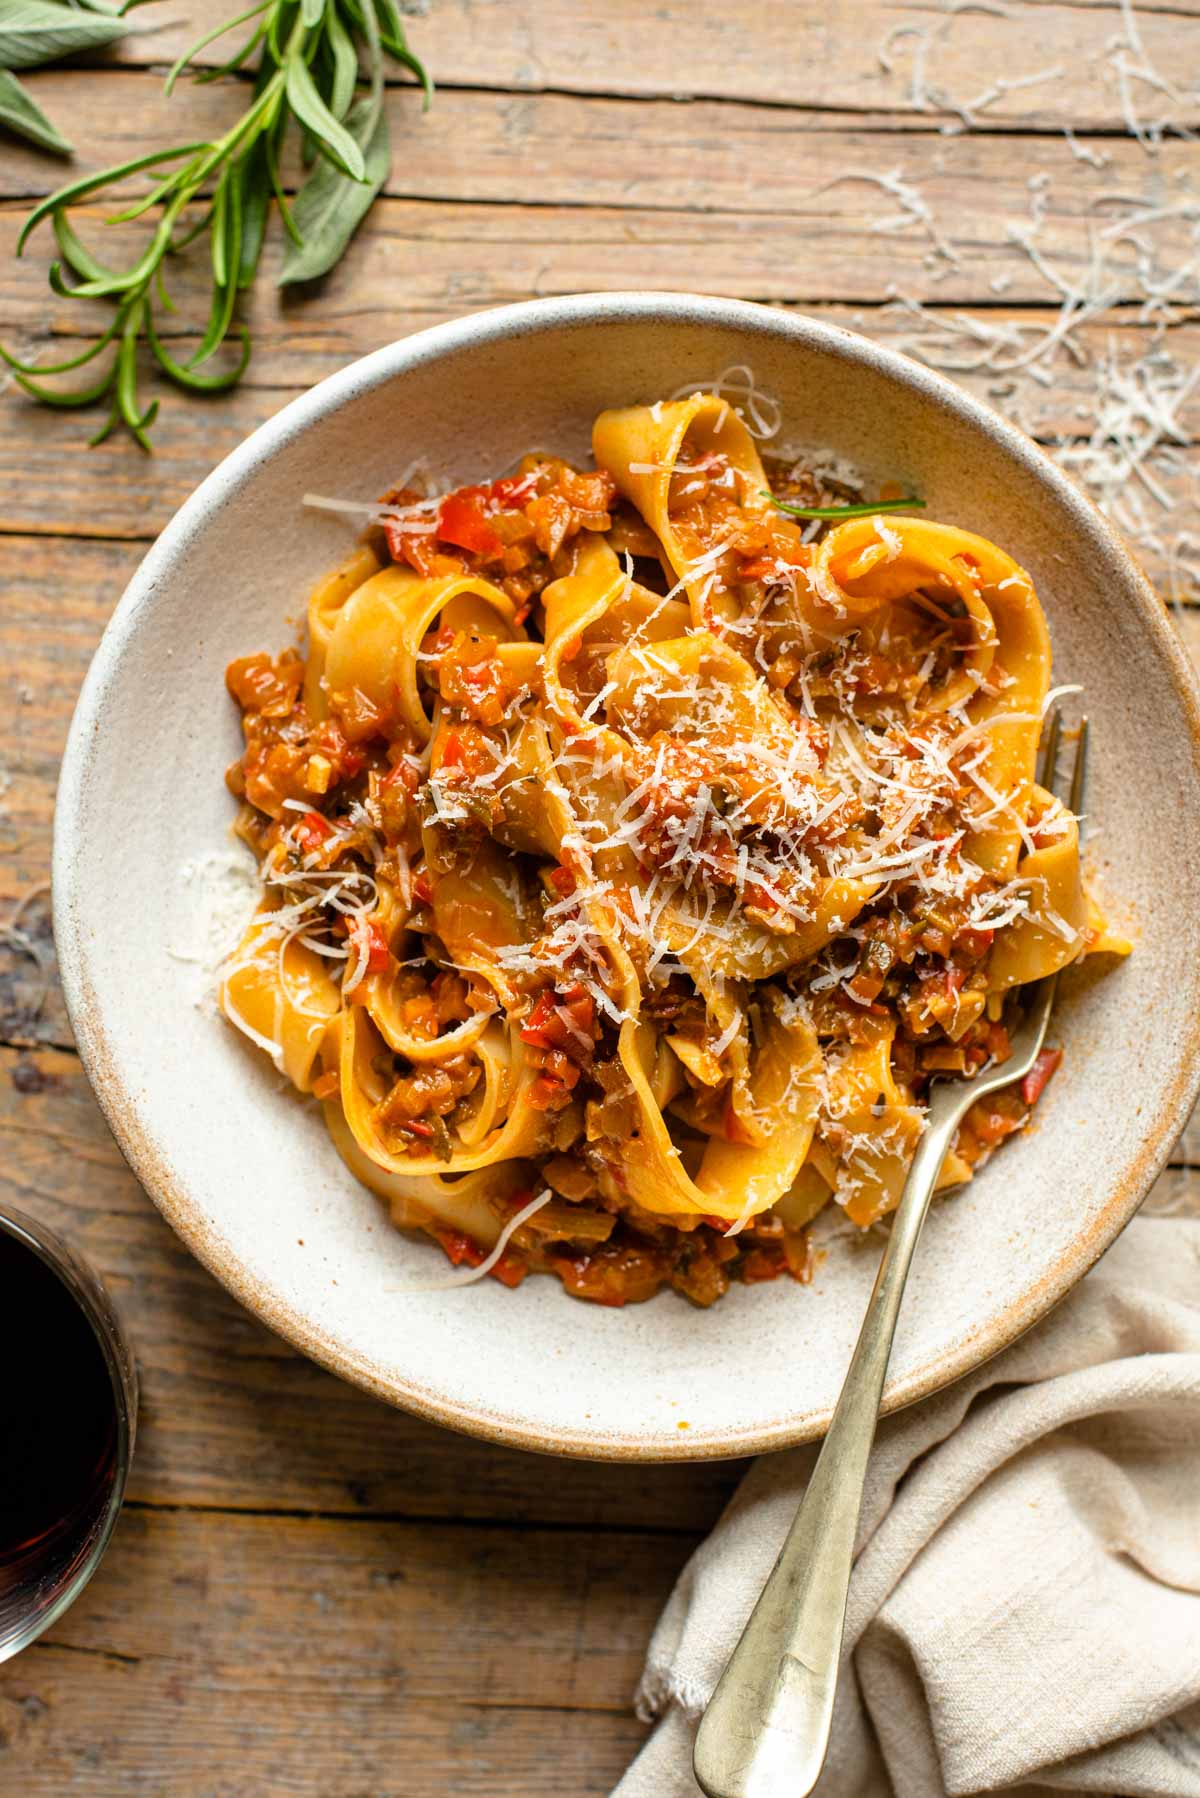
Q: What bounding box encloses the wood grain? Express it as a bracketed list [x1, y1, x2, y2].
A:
[76, 0, 1200, 132]
[5, 126, 1198, 329]
[6, 74, 1199, 214]
[1, 1504, 669, 1792]
[0, 1040, 747, 1525]
[2, 4, 1199, 1789]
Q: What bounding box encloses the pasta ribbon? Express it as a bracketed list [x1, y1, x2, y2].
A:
[219, 388, 1129, 1305]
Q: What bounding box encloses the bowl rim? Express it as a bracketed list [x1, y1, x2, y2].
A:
[53, 291, 1200, 1462]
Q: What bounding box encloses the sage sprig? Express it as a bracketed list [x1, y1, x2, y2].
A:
[0, 0, 130, 155]
[3, 0, 429, 448]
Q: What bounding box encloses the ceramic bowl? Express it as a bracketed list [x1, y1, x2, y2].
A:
[54, 294, 1200, 1461]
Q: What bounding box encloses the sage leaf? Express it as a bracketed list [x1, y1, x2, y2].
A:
[285, 49, 366, 181]
[0, 0, 126, 70]
[279, 99, 388, 286]
[325, 4, 358, 121]
[0, 67, 70, 151]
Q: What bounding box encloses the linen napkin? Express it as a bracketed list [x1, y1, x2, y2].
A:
[615, 1214, 1200, 1798]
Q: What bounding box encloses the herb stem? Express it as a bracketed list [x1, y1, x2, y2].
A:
[5, 0, 429, 448]
[765, 492, 927, 521]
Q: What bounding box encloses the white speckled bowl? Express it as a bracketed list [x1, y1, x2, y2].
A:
[54, 294, 1200, 1460]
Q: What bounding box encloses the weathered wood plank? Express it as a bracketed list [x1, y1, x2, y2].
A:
[70, 0, 1200, 132]
[6, 73, 1196, 217]
[0, 80, 905, 204]
[0, 1502, 667, 1790]
[5, 108, 1197, 330]
[36, 1505, 682, 1706]
[0, 1692, 648, 1798]
[0, 1041, 746, 1523]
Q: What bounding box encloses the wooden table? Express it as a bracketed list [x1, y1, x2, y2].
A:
[2, 3, 1198, 1790]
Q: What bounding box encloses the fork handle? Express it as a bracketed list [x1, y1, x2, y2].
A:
[692, 1113, 955, 1798]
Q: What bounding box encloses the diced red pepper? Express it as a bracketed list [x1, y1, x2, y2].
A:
[413, 871, 433, 905]
[487, 472, 538, 509]
[519, 984, 595, 1058]
[548, 865, 576, 897]
[400, 1118, 435, 1140]
[519, 989, 560, 1049]
[745, 882, 782, 914]
[739, 1247, 786, 1284]
[433, 1221, 526, 1286]
[435, 1226, 483, 1267]
[528, 1072, 572, 1111]
[385, 520, 442, 577]
[1020, 1047, 1062, 1108]
[382, 757, 418, 793]
[440, 729, 465, 770]
[296, 811, 332, 855]
[438, 489, 504, 558]
[345, 919, 390, 997]
[967, 1098, 1024, 1148]
[489, 1251, 528, 1289]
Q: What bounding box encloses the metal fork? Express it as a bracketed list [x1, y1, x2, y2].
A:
[693, 710, 1087, 1798]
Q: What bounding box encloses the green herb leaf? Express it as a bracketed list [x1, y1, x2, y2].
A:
[8, 356, 115, 408]
[17, 142, 208, 252]
[53, 210, 116, 281]
[324, 4, 358, 120]
[233, 143, 269, 289]
[279, 96, 388, 285]
[165, 0, 270, 97]
[285, 46, 366, 181]
[5, 0, 429, 446]
[0, 0, 126, 69]
[372, 0, 431, 102]
[765, 492, 927, 521]
[0, 315, 117, 376]
[147, 312, 251, 391]
[0, 66, 70, 151]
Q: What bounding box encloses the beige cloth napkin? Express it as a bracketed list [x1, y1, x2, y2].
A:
[615, 1216, 1200, 1798]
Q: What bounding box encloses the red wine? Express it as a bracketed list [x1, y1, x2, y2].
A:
[0, 1231, 119, 1570]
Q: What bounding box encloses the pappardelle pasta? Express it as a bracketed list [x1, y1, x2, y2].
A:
[220, 381, 1128, 1307]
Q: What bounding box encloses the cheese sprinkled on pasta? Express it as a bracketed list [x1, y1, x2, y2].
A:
[219, 386, 1128, 1307]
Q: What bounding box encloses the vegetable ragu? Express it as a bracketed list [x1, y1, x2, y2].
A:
[218, 374, 1128, 1307]
[2, 0, 429, 448]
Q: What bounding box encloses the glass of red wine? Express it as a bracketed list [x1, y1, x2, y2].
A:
[0, 1206, 136, 1662]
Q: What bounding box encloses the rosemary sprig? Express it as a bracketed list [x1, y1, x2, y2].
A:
[3, 0, 429, 448]
[765, 492, 927, 521]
